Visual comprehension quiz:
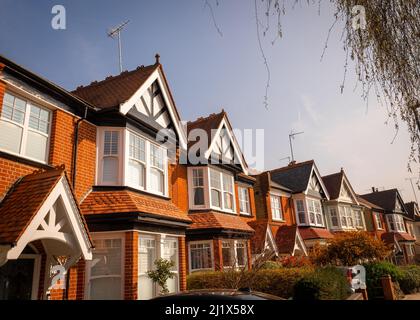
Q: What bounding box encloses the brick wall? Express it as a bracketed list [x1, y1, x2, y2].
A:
[169, 150, 189, 212]
[253, 173, 269, 220]
[124, 231, 138, 300]
[213, 238, 223, 271]
[67, 259, 86, 300]
[178, 236, 187, 291]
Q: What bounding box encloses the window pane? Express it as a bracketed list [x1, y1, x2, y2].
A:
[224, 192, 233, 210]
[330, 208, 338, 227]
[211, 189, 221, 208]
[192, 169, 204, 187]
[104, 131, 119, 155]
[129, 133, 145, 162]
[210, 169, 221, 189]
[236, 242, 247, 268]
[128, 159, 145, 188]
[90, 277, 122, 300]
[150, 167, 164, 193]
[25, 131, 48, 161]
[1, 93, 26, 125]
[239, 187, 250, 213]
[194, 187, 204, 205]
[222, 174, 233, 193]
[150, 144, 164, 169]
[0, 120, 22, 154]
[29, 105, 51, 134]
[191, 243, 212, 270]
[222, 242, 232, 268]
[138, 238, 156, 273]
[103, 157, 118, 183]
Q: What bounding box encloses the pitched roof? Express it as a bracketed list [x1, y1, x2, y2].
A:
[322, 171, 343, 200]
[187, 110, 226, 149]
[404, 202, 420, 221]
[248, 220, 270, 254]
[0, 167, 91, 245]
[360, 189, 404, 213]
[357, 195, 384, 210]
[269, 160, 314, 193]
[188, 211, 254, 233]
[381, 232, 415, 244]
[298, 227, 334, 240]
[80, 190, 191, 223]
[274, 225, 298, 254]
[72, 64, 159, 109]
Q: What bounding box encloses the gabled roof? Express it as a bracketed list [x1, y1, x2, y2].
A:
[187, 110, 249, 174]
[322, 169, 358, 203]
[322, 171, 343, 200]
[269, 160, 329, 199]
[80, 189, 191, 223]
[360, 189, 406, 214]
[275, 225, 299, 255]
[404, 202, 420, 221]
[72, 64, 159, 109]
[0, 167, 92, 249]
[188, 211, 254, 233]
[357, 196, 384, 210]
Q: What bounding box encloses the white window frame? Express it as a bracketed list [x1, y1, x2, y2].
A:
[329, 207, 339, 228]
[188, 240, 214, 272]
[387, 214, 406, 233]
[306, 198, 324, 227]
[97, 127, 124, 186]
[295, 198, 307, 225]
[270, 194, 283, 221]
[222, 239, 248, 270]
[0, 91, 52, 164]
[85, 232, 125, 300]
[238, 185, 251, 215]
[187, 166, 236, 214]
[354, 209, 364, 229]
[374, 212, 383, 230]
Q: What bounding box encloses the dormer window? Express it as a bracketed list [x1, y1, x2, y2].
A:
[0, 92, 51, 163]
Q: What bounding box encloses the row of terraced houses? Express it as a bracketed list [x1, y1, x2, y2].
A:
[0, 55, 419, 300]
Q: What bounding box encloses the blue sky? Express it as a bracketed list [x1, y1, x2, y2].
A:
[1, 0, 418, 202]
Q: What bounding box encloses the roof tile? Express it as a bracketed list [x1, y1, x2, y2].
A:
[189, 211, 254, 233]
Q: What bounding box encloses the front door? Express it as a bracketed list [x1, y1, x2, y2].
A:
[0, 258, 35, 300]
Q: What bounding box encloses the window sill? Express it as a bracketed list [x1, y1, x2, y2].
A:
[239, 212, 252, 217]
[272, 218, 286, 223]
[0, 149, 51, 170]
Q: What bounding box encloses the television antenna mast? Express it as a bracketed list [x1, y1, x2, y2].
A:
[107, 20, 130, 73]
[405, 177, 419, 203]
[289, 130, 304, 162]
[279, 156, 291, 164]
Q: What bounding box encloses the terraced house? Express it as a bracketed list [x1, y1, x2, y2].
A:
[360, 189, 416, 265]
[185, 111, 256, 273]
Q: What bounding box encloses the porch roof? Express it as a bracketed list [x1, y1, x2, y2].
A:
[188, 211, 254, 233]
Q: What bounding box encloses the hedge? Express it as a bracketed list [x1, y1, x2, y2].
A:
[363, 261, 403, 299]
[187, 267, 312, 299]
[293, 267, 350, 300]
[187, 267, 350, 299]
[397, 265, 420, 294]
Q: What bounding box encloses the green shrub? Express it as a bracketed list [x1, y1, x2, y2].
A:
[398, 265, 420, 294]
[293, 267, 350, 300]
[260, 261, 282, 270]
[363, 261, 403, 299]
[187, 267, 312, 299]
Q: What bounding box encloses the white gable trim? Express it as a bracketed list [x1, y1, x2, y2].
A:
[338, 174, 359, 205]
[305, 164, 330, 200]
[119, 68, 188, 150]
[204, 117, 248, 175]
[5, 176, 92, 262]
[293, 230, 308, 256]
[265, 226, 279, 257]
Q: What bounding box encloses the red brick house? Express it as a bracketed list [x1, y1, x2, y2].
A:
[357, 195, 388, 240]
[185, 111, 256, 273]
[0, 55, 94, 300]
[267, 161, 333, 249]
[249, 171, 307, 261]
[360, 189, 416, 265]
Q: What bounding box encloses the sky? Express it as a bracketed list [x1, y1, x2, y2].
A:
[0, 0, 418, 202]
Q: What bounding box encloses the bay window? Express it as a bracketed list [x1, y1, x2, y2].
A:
[88, 237, 123, 300]
[0, 92, 51, 163]
[210, 169, 222, 208]
[387, 214, 406, 232]
[344, 207, 354, 228]
[222, 174, 234, 210]
[98, 129, 168, 195]
[222, 240, 248, 269]
[238, 186, 251, 215]
[189, 242, 213, 271]
[270, 195, 283, 221]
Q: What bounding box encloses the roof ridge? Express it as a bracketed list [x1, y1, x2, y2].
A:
[187, 109, 225, 125]
[270, 159, 314, 174]
[73, 64, 157, 92]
